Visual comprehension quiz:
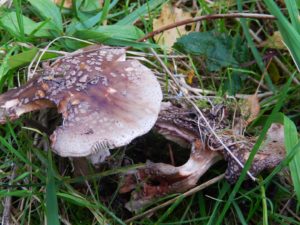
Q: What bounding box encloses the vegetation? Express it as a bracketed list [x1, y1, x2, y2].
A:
[0, 0, 300, 224]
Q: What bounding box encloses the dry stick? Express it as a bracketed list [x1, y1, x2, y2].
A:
[1, 164, 17, 225]
[125, 173, 225, 224]
[150, 48, 257, 181]
[138, 13, 275, 42]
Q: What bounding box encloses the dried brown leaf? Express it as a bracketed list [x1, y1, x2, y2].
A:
[245, 94, 260, 124]
[153, 4, 192, 51]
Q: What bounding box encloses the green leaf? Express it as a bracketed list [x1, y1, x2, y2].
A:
[0, 11, 52, 38]
[285, 0, 300, 33]
[66, 0, 119, 34]
[12, 0, 24, 40]
[28, 0, 63, 33]
[79, 24, 144, 40]
[0, 46, 18, 87]
[57, 192, 94, 207]
[116, 0, 166, 25]
[7, 48, 59, 70]
[223, 71, 242, 95]
[79, 0, 101, 12]
[174, 31, 239, 71]
[283, 116, 300, 203]
[74, 25, 156, 48]
[99, 0, 111, 24]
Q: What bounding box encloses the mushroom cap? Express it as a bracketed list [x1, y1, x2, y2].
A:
[0, 45, 162, 157]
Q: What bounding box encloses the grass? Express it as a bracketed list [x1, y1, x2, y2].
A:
[0, 0, 300, 224]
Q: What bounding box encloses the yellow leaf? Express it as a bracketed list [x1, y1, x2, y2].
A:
[153, 4, 193, 51]
[259, 31, 286, 50]
[186, 70, 195, 85]
[242, 94, 260, 124]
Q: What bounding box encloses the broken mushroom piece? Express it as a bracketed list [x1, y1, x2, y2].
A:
[120, 103, 224, 211]
[121, 103, 286, 212]
[223, 123, 285, 183]
[0, 45, 162, 160]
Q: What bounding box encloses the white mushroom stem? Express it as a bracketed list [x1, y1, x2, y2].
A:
[142, 140, 221, 192]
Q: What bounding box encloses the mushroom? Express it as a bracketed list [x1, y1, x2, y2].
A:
[0, 45, 162, 161]
[121, 102, 286, 212]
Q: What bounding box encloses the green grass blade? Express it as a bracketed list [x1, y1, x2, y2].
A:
[12, 0, 24, 40]
[116, 0, 166, 25]
[75, 24, 144, 40]
[0, 136, 31, 166]
[238, 0, 275, 91]
[155, 195, 185, 224]
[7, 48, 58, 70]
[284, 115, 300, 203]
[232, 201, 247, 225]
[57, 192, 125, 225]
[0, 190, 32, 197]
[66, 0, 119, 34]
[206, 182, 230, 225]
[0, 45, 18, 88]
[74, 25, 157, 48]
[99, 0, 111, 24]
[45, 151, 60, 225]
[259, 177, 269, 225]
[0, 12, 52, 38]
[264, 0, 300, 71]
[285, 0, 300, 33]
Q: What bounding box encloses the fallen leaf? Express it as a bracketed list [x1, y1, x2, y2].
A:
[244, 94, 260, 124]
[259, 31, 286, 50]
[186, 70, 195, 85]
[153, 4, 192, 51]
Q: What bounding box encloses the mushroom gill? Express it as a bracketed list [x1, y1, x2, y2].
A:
[0, 45, 162, 160]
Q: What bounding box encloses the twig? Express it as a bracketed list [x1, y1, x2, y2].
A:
[2, 164, 17, 225]
[138, 13, 275, 42]
[150, 48, 257, 181]
[125, 173, 225, 223]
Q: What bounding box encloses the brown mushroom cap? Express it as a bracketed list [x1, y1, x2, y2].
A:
[0, 45, 162, 157]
